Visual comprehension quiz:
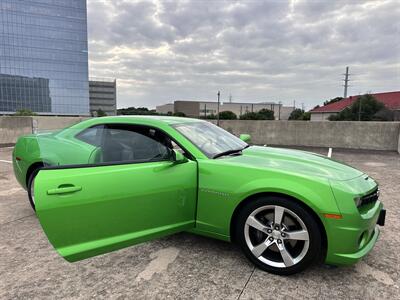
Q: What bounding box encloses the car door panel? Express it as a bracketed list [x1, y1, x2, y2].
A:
[34, 160, 197, 262]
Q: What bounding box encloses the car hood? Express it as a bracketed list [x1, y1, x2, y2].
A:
[223, 146, 363, 181]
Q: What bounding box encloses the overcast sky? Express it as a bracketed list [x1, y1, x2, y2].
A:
[87, 0, 399, 110]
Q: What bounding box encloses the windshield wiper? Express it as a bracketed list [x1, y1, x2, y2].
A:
[213, 145, 249, 159]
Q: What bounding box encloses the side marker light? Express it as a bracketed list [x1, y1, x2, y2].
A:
[324, 213, 343, 219]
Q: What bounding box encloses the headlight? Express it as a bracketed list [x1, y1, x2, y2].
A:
[354, 196, 362, 207]
[354, 189, 380, 208]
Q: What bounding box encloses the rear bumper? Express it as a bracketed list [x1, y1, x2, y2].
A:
[12, 152, 27, 190]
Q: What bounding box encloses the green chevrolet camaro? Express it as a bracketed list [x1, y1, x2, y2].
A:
[12, 116, 385, 275]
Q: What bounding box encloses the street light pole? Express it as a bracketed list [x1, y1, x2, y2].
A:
[217, 91, 220, 126]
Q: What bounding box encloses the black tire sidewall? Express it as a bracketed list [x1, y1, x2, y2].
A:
[27, 169, 40, 211]
[235, 196, 322, 275]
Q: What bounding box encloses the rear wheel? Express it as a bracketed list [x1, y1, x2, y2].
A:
[235, 196, 322, 275]
[27, 168, 41, 211]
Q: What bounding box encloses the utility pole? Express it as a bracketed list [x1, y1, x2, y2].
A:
[278, 101, 282, 120]
[343, 66, 350, 98]
[229, 93, 232, 103]
[358, 96, 362, 121]
[217, 91, 220, 126]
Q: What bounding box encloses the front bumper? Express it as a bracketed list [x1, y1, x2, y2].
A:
[330, 223, 380, 264]
[324, 174, 386, 266]
[377, 208, 386, 226]
[325, 202, 385, 265]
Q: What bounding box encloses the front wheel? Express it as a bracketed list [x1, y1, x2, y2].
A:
[235, 196, 323, 275]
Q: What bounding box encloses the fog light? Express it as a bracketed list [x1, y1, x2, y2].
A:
[358, 230, 368, 248]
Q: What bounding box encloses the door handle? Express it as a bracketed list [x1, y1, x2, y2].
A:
[47, 185, 82, 195]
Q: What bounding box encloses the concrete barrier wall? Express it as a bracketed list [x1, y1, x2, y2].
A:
[32, 116, 89, 132]
[0, 116, 88, 146]
[1, 116, 400, 152]
[0, 117, 33, 146]
[216, 120, 400, 152]
[398, 129, 400, 153]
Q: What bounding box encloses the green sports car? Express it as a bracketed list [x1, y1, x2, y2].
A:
[12, 116, 385, 275]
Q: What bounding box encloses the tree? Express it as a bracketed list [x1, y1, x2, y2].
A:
[257, 108, 274, 120]
[240, 109, 274, 120]
[96, 109, 107, 117]
[302, 111, 311, 120]
[205, 114, 217, 119]
[323, 97, 343, 106]
[328, 94, 385, 121]
[374, 108, 395, 121]
[289, 109, 304, 120]
[288, 109, 310, 120]
[14, 109, 37, 116]
[117, 107, 158, 115]
[173, 111, 186, 117]
[240, 112, 262, 120]
[218, 110, 237, 120]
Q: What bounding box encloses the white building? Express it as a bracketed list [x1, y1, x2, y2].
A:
[156, 100, 294, 120]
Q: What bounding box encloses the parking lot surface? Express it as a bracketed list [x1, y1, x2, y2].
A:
[0, 146, 399, 299]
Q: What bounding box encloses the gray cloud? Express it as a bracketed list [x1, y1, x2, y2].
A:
[87, 0, 400, 109]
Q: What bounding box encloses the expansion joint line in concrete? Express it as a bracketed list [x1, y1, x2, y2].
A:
[237, 266, 256, 300]
[0, 214, 35, 227]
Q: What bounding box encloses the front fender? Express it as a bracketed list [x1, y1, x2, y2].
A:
[235, 176, 340, 217]
[196, 162, 340, 238]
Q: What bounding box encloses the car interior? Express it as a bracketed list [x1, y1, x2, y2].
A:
[78, 124, 176, 164]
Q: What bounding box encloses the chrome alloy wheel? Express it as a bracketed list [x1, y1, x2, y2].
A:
[244, 205, 310, 268]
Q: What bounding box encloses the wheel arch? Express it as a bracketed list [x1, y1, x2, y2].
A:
[229, 192, 327, 260]
[26, 161, 44, 186]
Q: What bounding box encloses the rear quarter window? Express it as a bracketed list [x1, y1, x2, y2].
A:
[75, 125, 104, 146]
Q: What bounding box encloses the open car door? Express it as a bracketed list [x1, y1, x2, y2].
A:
[34, 125, 197, 262]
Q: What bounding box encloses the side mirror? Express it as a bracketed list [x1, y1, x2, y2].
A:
[172, 150, 188, 164]
[239, 134, 251, 143]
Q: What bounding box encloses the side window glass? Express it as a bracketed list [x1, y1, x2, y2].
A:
[76, 125, 104, 146]
[99, 125, 173, 164]
[38, 124, 184, 168]
[171, 141, 184, 154]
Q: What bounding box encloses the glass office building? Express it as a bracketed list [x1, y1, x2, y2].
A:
[0, 0, 90, 115]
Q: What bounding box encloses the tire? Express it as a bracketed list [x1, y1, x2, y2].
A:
[234, 195, 322, 275]
[27, 168, 41, 211]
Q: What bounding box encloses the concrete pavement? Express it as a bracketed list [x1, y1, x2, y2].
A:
[0, 147, 399, 299]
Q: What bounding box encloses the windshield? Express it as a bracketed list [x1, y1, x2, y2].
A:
[173, 121, 247, 158]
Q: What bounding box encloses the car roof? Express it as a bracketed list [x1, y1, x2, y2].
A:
[72, 115, 205, 129]
[99, 115, 202, 124]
